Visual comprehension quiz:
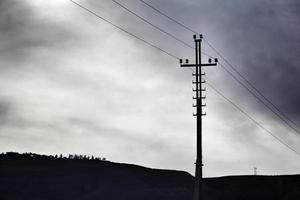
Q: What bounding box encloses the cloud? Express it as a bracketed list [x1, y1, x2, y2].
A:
[0, 99, 11, 125]
[207, 0, 300, 124]
[0, 0, 80, 69]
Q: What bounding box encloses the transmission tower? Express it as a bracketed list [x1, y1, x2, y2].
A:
[254, 167, 258, 175]
[180, 34, 218, 200]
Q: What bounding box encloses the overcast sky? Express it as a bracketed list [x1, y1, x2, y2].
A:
[0, 0, 299, 177]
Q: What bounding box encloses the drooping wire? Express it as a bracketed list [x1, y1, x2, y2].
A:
[69, 0, 180, 60]
[206, 81, 300, 157]
[111, 0, 194, 49]
[69, 0, 300, 157]
[138, 0, 300, 134]
[204, 38, 300, 132]
[111, 0, 214, 59]
[218, 62, 300, 135]
[188, 68, 300, 157]
[137, 0, 198, 34]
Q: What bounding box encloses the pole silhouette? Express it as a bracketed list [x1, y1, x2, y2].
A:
[180, 34, 217, 200]
[254, 167, 258, 175]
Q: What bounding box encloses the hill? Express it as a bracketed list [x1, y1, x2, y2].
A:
[0, 152, 299, 200]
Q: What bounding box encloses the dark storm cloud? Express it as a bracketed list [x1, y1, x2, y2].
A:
[137, 0, 300, 126]
[203, 0, 300, 126]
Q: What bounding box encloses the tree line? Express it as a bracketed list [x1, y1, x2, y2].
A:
[0, 152, 107, 161]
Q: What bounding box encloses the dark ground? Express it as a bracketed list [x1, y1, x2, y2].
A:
[0, 152, 299, 200]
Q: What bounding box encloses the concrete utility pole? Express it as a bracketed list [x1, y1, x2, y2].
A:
[180, 34, 218, 200]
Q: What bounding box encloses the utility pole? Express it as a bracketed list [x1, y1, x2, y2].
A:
[254, 167, 257, 175]
[180, 34, 217, 200]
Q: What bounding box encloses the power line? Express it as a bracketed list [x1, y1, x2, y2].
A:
[111, 0, 194, 49]
[138, 0, 300, 135]
[69, 0, 300, 157]
[189, 67, 300, 157]
[137, 0, 198, 34]
[111, 0, 214, 59]
[218, 62, 300, 135]
[204, 38, 300, 132]
[206, 81, 300, 157]
[69, 0, 180, 60]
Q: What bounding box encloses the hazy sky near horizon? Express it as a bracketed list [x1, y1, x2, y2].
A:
[0, 0, 300, 177]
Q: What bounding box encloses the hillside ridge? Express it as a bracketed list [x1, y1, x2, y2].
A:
[0, 152, 299, 200]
